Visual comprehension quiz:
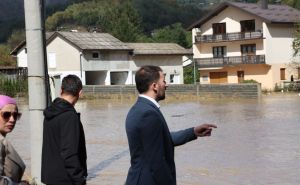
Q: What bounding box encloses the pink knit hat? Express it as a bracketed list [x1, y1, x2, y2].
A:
[0, 95, 17, 109]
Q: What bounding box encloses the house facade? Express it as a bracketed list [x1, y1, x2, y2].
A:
[188, 1, 300, 90]
[127, 43, 191, 84]
[11, 31, 188, 85]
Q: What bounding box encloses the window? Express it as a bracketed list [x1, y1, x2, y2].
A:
[240, 20, 255, 32]
[241, 44, 256, 55]
[92, 52, 99, 58]
[170, 74, 174, 83]
[202, 75, 208, 82]
[48, 53, 56, 68]
[237, 71, 244, 83]
[280, 68, 286, 80]
[212, 23, 226, 34]
[213, 46, 226, 58]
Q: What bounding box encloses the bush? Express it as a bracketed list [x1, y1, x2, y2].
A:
[241, 79, 258, 83]
[184, 64, 199, 84]
[283, 82, 300, 92]
[274, 83, 283, 92]
[0, 75, 28, 97]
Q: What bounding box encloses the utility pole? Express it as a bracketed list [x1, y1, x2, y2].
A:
[193, 59, 196, 84]
[24, 0, 50, 183]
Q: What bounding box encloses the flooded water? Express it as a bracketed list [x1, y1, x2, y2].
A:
[8, 94, 300, 185]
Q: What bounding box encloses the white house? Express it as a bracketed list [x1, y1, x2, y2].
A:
[127, 43, 191, 84]
[188, 0, 300, 90]
[11, 31, 189, 85]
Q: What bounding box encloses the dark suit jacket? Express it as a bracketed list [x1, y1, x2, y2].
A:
[125, 97, 197, 185]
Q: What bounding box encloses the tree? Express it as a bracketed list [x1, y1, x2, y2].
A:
[101, 0, 144, 42]
[292, 23, 300, 57]
[280, 0, 300, 9]
[45, 0, 144, 42]
[184, 63, 200, 84]
[0, 44, 16, 66]
[134, 0, 205, 34]
[7, 30, 25, 50]
[152, 23, 192, 48]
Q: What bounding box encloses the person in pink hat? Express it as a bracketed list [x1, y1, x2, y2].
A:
[0, 95, 29, 185]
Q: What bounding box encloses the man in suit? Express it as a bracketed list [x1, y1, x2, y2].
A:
[125, 65, 217, 185]
[41, 75, 87, 185]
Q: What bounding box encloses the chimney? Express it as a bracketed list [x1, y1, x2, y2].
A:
[261, 0, 268, 9]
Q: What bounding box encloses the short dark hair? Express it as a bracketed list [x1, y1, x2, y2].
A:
[61, 75, 82, 96]
[135, 65, 162, 94]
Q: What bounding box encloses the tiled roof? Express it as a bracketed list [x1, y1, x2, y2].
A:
[10, 32, 55, 55]
[127, 43, 192, 55]
[188, 2, 300, 30]
[46, 32, 55, 39]
[11, 32, 190, 56]
[53, 31, 131, 50]
[230, 2, 300, 23]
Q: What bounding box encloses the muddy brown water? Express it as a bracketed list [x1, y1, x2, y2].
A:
[8, 94, 300, 185]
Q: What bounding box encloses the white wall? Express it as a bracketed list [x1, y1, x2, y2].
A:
[82, 50, 130, 71]
[197, 40, 264, 58]
[17, 47, 28, 67]
[193, 6, 264, 59]
[47, 37, 81, 71]
[264, 23, 295, 64]
[130, 55, 184, 84]
[48, 71, 82, 84]
[200, 6, 263, 35]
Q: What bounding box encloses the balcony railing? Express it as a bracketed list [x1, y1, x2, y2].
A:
[195, 31, 263, 43]
[195, 55, 265, 68]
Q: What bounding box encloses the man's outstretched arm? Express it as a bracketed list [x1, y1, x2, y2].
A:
[171, 124, 217, 146]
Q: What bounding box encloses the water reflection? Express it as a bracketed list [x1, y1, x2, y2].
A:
[8, 94, 300, 185]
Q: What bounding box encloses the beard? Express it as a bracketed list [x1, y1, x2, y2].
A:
[156, 91, 165, 102]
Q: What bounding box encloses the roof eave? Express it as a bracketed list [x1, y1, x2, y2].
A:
[187, 2, 230, 30]
[133, 53, 192, 55]
[83, 48, 133, 52]
[270, 21, 296, 25]
[47, 31, 83, 52]
[10, 40, 26, 56]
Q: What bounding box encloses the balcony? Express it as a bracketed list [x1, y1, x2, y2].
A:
[195, 55, 265, 68]
[195, 31, 263, 43]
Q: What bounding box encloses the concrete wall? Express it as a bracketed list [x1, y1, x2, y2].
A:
[83, 83, 261, 99]
[82, 52, 184, 85]
[82, 50, 130, 71]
